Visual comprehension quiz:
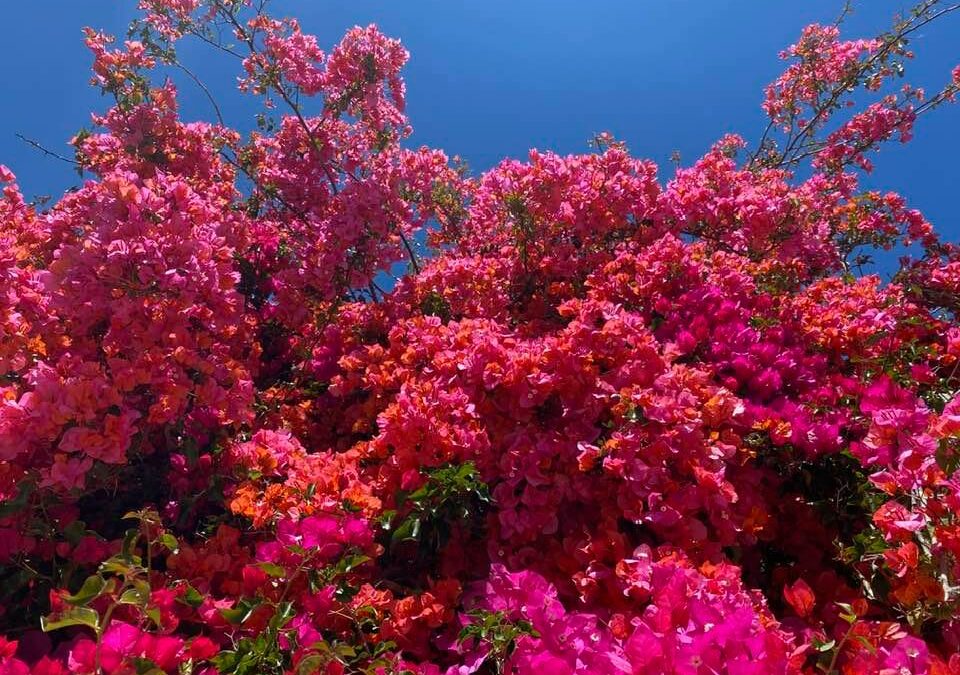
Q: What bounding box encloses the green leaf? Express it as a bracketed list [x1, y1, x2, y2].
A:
[145, 607, 162, 627]
[219, 607, 250, 625]
[99, 557, 142, 576]
[335, 554, 371, 575]
[371, 640, 397, 657]
[306, 641, 332, 655]
[180, 585, 204, 609]
[158, 533, 179, 553]
[296, 655, 326, 675]
[813, 638, 836, 653]
[64, 575, 107, 606]
[257, 562, 287, 578]
[334, 582, 359, 602]
[133, 657, 165, 675]
[41, 606, 100, 633]
[123, 508, 161, 525]
[219, 598, 261, 626]
[835, 602, 858, 625]
[119, 580, 150, 607]
[341, 499, 362, 513]
[268, 601, 296, 631]
[122, 528, 141, 560]
[378, 510, 397, 530]
[391, 516, 421, 545]
[334, 643, 356, 658]
[62, 520, 88, 545]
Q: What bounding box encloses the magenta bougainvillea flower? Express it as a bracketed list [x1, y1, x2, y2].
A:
[1, 1, 960, 673]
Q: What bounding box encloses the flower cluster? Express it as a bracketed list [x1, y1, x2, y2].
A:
[763, 24, 881, 129]
[1, 1, 960, 673]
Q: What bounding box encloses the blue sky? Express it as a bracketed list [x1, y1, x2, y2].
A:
[3, 2, 958, 244]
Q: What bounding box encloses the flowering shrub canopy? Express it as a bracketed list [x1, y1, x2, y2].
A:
[1, 1, 960, 673]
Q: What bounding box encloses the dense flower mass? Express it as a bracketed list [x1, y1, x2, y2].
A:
[1, 1, 960, 673]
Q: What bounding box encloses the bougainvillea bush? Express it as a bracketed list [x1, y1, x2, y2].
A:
[2, 1, 960, 672]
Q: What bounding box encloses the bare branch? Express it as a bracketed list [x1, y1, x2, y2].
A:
[16, 134, 79, 166]
[399, 231, 421, 274]
[171, 61, 226, 127]
[749, 0, 960, 171]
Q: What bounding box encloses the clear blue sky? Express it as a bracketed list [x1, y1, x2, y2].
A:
[3, 2, 958, 244]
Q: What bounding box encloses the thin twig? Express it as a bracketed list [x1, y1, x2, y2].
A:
[210, 0, 342, 194]
[780, 1, 960, 166]
[171, 61, 225, 126]
[399, 231, 421, 274]
[785, 95, 950, 167]
[833, 0, 856, 28]
[751, 1, 960, 171]
[16, 134, 79, 166]
[217, 147, 311, 221]
[185, 24, 245, 59]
